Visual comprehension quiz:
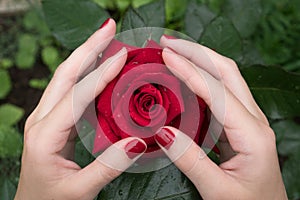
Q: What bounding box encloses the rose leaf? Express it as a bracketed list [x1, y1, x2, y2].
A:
[42, 0, 110, 50]
[184, 0, 216, 41]
[98, 164, 201, 200]
[121, 0, 165, 31]
[0, 178, 16, 200]
[271, 119, 300, 156]
[222, 0, 262, 38]
[200, 16, 243, 60]
[282, 147, 300, 199]
[166, 0, 188, 23]
[74, 121, 96, 168]
[241, 65, 300, 119]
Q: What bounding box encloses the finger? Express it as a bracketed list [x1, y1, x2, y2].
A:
[27, 19, 116, 129]
[37, 47, 127, 152]
[155, 127, 240, 199]
[162, 48, 260, 153]
[160, 37, 267, 124]
[64, 137, 146, 200]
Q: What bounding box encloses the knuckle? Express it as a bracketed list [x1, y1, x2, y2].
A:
[80, 43, 98, 59]
[53, 61, 73, 82]
[24, 113, 35, 132]
[23, 124, 36, 147]
[224, 56, 238, 68]
[23, 122, 43, 152]
[256, 123, 277, 152]
[221, 57, 240, 76]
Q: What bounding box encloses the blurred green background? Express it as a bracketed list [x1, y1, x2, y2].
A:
[0, 0, 299, 199]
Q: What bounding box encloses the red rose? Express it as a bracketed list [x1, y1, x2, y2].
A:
[93, 39, 216, 156]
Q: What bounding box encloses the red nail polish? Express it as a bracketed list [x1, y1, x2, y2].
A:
[162, 34, 176, 39]
[155, 128, 175, 150]
[99, 18, 110, 29]
[125, 139, 146, 159]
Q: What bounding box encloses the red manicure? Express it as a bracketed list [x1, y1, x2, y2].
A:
[125, 139, 146, 159]
[155, 128, 175, 150]
[162, 34, 177, 40]
[99, 18, 110, 29]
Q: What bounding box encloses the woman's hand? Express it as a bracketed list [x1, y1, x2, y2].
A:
[155, 36, 287, 200]
[15, 19, 146, 200]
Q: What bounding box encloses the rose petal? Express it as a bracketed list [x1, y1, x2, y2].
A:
[100, 39, 137, 64]
[94, 39, 215, 156]
[129, 84, 164, 126]
[93, 113, 119, 154]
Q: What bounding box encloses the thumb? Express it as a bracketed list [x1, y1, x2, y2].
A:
[66, 137, 146, 200]
[154, 126, 232, 199]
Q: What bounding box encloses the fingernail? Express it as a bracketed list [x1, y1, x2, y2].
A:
[155, 128, 175, 150]
[162, 34, 176, 40]
[125, 139, 146, 159]
[99, 18, 111, 29]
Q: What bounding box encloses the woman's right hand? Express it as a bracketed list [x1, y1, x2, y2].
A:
[14, 19, 147, 200]
[155, 36, 288, 200]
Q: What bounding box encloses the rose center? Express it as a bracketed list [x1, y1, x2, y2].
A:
[140, 94, 156, 111]
[129, 84, 165, 127]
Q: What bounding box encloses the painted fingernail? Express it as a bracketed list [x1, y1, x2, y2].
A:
[99, 18, 111, 29]
[125, 139, 146, 159]
[162, 34, 176, 40]
[155, 128, 175, 150]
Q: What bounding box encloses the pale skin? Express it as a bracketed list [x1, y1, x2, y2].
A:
[159, 36, 288, 200]
[15, 19, 287, 200]
[14, 19, 147, 200]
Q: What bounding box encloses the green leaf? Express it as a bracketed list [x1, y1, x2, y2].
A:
[0, 178, 16, 200]
[200, 16, 242, 60]
[0, 104, 24, 126]
[166, 0, 188, 22]
[222, 0, 262, 38]
[75, 120, 96, 167]
[206, 0, 224, 14]
[0, 69, 11, 99]
[42, 0, 110, 50]
[17, 34, 37, 54]
[132, 0, 154, 8]
[122, 8, 145, 31]
[74, 140, 94, 168]
[184, 1, 216, 41]
[92, 0, 114, 9]
[0, 125, 22, 158]
[23, 10, 51, 36]
[15, 52, 36, 69]
[241, 65, 300, 119]
[238, 40, 264, 66]
[0, 58, 14, 69]
[272, 119, 300, 156]
[115, 0, 131, 11]
[15, 34, 38, 69]
[98, 164, 201, 200]
[41, 46, 61, 72]
[282, 147, 300, 199]
[29, 78, 49, 90]
[121, 0, 165, 31]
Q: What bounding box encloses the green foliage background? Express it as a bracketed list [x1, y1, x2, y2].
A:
[0, 0, 299, 199]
